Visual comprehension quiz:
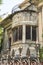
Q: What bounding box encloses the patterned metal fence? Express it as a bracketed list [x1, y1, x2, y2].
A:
[0, 56, 41, 65]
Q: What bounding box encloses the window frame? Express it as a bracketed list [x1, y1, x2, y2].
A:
[13, 25, 22, 42]
[26, 25, 37, 41]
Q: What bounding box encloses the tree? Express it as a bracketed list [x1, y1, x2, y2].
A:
[39, 0, 43, 3]
[0, 0, 2, 11]
[0, 0, 3, 53]
[0, 17, 2, 21]
[0, 27, 3, 53]
[39, 47, 43, 62]
[0, 38, 3, 53]
[0, 0, 2, 4]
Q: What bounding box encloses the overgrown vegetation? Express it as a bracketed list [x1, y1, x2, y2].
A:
[39, 47, 43, 62]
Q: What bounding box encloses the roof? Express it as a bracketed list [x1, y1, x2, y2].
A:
[0, 0, 37, 26]
[19, 0, 30, 10]
[0, 14, 12, 27]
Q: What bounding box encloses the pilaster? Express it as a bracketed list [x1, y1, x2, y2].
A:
[38, 11, 42, 47]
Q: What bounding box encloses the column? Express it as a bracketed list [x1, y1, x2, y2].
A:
[38, 11, 42, 47]
[42, 6, 43, 28]
[22, 25, 26, 43]
[42, 6, 43, 47]
[31, 26, 32, 41]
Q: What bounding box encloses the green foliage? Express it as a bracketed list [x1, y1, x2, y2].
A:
[0, 27, 3, 34]
[0, 17, 2, 22]
[0, 0, 2, 4]
[39, 0, 43, 3]
[39, 47, 43, 62]
[0, 38, 3, 53]
[0, 27, 3, 53]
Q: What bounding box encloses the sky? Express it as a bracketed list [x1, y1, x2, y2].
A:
[0, 0, 24, 18]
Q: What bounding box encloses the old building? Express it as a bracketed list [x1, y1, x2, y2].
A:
[0, 0, 43, 60]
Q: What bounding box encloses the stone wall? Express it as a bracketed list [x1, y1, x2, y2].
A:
[12, 11, 37, 28]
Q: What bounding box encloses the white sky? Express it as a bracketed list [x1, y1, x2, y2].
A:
[0, 0, 24, 17]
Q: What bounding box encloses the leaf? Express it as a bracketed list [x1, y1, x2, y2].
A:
[0, 27, 3, 34]
[0, 17, 3, 22]
[0, 0, 2, 4]
[39, 47, 43, 61]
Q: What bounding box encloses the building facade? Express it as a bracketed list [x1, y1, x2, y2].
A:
[0, 0, 43, 60]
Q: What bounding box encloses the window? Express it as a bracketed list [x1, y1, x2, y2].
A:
[19, 26, 22, 40]
[13, 26, 22, 42]
[9, 37, 11, 50]
[26, 26, 31, 39]
[13, 28, 17, 42]
[26, 25, 36, 41]
[32, 26, 36, 41]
